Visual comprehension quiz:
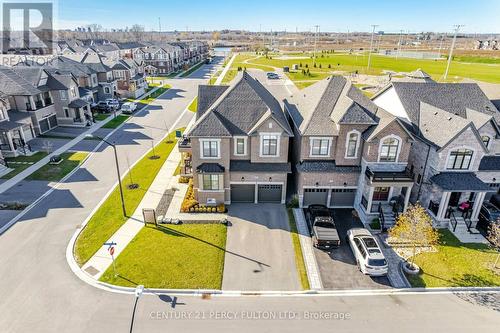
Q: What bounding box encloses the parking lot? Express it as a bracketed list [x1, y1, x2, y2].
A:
[306, 208, 392, 290]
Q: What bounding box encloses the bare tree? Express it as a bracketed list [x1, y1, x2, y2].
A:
[487, 219, 500, 269]
[130, 24, 145, 41]
[87, 24, 103, 39]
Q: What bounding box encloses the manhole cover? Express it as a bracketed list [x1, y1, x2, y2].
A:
[84, 266, 100, 276]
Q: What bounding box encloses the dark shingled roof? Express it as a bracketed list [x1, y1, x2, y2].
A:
[296, 160, 361, 173]
[196, 163, 225, 173]
[392, 82, 500, 126]
[68, 98, 89, 108]
[0, 119, 23, 131]
[479, 156, 500, 171]
[230, 160, 291, 173]
[189, 72, 292, 137]
[196, 85, 228, 119]
[0, 66, 40, 95]
[430, 172, 492, 191]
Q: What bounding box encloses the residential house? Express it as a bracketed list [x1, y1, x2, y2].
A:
[105, 58, 146, 99]
[133, 44, 180, 75]
[372, 81, 500, 227]
[179, 72, 293, 205]
[0, 92, 35, 157]
[284, 76, 415, 226]
[80, 53, 118, 100]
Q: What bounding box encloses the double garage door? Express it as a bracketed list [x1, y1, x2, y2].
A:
[303, 188, 356, 207]
[38, 115, 58, 134]
[231, 184, 282, 203]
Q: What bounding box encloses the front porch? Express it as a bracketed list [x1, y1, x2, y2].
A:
[0, 122, 35, 157]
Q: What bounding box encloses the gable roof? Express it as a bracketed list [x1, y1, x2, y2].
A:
[391, 82, 500, 126]
[196, 85, 228, 118]
[189, 72, 292, 137]
[0, 66, 40, 95]
[479, 156, 500, 171]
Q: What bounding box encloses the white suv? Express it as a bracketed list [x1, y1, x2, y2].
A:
[346, 228, 388, 276]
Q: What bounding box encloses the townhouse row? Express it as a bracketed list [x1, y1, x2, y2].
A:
[179, 71, 500, 228]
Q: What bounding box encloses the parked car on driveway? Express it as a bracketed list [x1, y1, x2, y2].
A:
[346, 228, 388, 276]
[477, 202, 500, 234]
[307, 204, 340, 249]
[120, 102, 137, 114]
[96, 101, 112, 113]
[105, 98, 120, 110]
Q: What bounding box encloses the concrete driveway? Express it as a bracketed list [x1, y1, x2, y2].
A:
[222, 204, 300, 291]
[310, 209, 391, 289]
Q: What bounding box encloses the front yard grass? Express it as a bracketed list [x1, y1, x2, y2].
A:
[188, 97, 198, 112]
[101, 115, 130, 129]
[406, 229, 500, 287]
[1, 152, 48, 179]
[74, 129, 183, 266]
[94, 113, 109, 121]
[27, 152, 88, 182]
[287, 208, 310, 290]
[99, 224, 227, 289]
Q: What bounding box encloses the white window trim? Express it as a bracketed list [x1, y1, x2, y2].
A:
[344, 130, 361, 159]
[199, 138, 221, 159]
[309, 137, 332, 157]
[444, 145, 476, 171]
[259, 132, 281, 157]
[233, 136, 247, 156]
[377, 134, 402, 163]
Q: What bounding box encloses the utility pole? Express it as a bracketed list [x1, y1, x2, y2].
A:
[367, 24, 378, 72]
[444, 25, 463, 80]
[313, 25, 320, 66]
[396, 29, 404, 58]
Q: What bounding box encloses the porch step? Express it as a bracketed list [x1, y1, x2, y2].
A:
[448, 220, 488, 244]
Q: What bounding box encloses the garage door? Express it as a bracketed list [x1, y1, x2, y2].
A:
[330, 188, 356, 207]
[303, 188, 328, 207]
[258, 184, 282, 203]
[231, 184, 255, 203]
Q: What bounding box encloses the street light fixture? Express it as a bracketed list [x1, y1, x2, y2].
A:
[86, 134, 126, 217]
[130, 285, 144, 333]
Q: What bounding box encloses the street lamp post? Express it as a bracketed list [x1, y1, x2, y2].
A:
[444, 25, 464, 81]
[86, 134, 126, 216]
[130, 285, 144, 333]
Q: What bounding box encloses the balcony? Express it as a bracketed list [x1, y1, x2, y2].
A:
[365, 166, 414, 184]
[178, 137, 191, 152]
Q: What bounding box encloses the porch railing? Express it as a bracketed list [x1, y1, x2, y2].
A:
[378, 202, 386, 231]
[361, 195, 368, 210]
[428, 200, 440, 216]
[449, 208, 458, 232]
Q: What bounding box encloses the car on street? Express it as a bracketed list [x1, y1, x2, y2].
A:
[95, 101, 113, 113]
[477, 202, 500, 234]
[307, 204, 340, 249]
[105, 98, 120, 110]
[120, 102, 137, 114]
[266, 72, 279, 79]
[346, 228, 388, 276]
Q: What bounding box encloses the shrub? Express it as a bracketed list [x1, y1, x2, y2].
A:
[328, 64, 331, 69]
[217, 204, 226, 213]
[369, 218, 381, 230]
[178, 176, 190, 184]
[287, 195, 299, 208]
[305, 64, 308, 68]
[319, 64, 322, 68]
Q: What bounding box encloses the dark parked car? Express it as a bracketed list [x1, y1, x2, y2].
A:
[307, 205, 340, 249]
[477, 202, 500, 234]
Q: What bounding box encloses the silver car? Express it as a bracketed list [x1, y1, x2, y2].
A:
[346, 228, 388, 276]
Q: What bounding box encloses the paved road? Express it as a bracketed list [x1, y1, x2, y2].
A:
[0, 60, 499, 332]
[222, 204, 300, 291]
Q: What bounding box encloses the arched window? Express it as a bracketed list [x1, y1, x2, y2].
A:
[345, 131, 360, 158]
[481, 135, 491, 148]
[379, 137, 400, 162]
[447, 149, 473, 170]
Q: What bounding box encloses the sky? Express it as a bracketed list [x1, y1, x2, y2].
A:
[52, 0, 500, 33]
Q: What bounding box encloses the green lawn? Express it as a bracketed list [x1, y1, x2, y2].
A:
[27, 152, 88, 182]
[221, 69, 238, 85]
[287, 208, 310, 290]
[180, 61, 205, 77]
[188, 97, 198, 112]
[99, 224, 227, 289]
[248, 52, 500, 84]
[74, 129, 183, 266]
[101, 115, 130, 129]
[407, 229, 500, 287]
[94, 113, 109, 121]
[2, 152, 48, 179]
[136, 85, 171, 105]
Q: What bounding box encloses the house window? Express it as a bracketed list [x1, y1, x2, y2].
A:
[70, 87, 76, 98]
[379, 137, 400, 162]
[346, 131, 360, 158]
[261, 134, 279, 156]
[104, 87, 110, 94]
[60, 90, 68, 100]
[481, 135, 491, 148]
[446, 149, 473, 170]
[64, 108, 69, 118]
[201, 140, 219, 158]
[310, 138, 330, 156]
[234, 137, 246, 156]
[202, 174, 220, 191]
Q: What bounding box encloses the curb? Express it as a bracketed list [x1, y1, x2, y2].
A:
[398, 261, 413, 288]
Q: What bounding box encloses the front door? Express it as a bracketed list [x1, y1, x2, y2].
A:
[373, 187, 390, 201]
[449, 192, 461, 207]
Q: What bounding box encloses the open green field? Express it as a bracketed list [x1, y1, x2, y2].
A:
[27, 152, 88, 182]
[230, 52, 500, 85]
[74, 129, 182, 266]
[407, 229, 500, 287]
[1, 152, 48, 179]
[99, 224, 227, 289]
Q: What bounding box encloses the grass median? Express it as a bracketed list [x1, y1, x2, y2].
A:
[287, 208, 310, 290]
[188, 97, 198, 112]
[101, 115, 130, 129]
[1, 152, 48, 179]
[74, 129, 183, 266]
[99, 224, 227, 289]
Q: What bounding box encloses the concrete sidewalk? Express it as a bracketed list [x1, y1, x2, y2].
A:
[214, 53, 236, 85]
[81, 144, 183, 279]
[0, 84, 167, 195]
